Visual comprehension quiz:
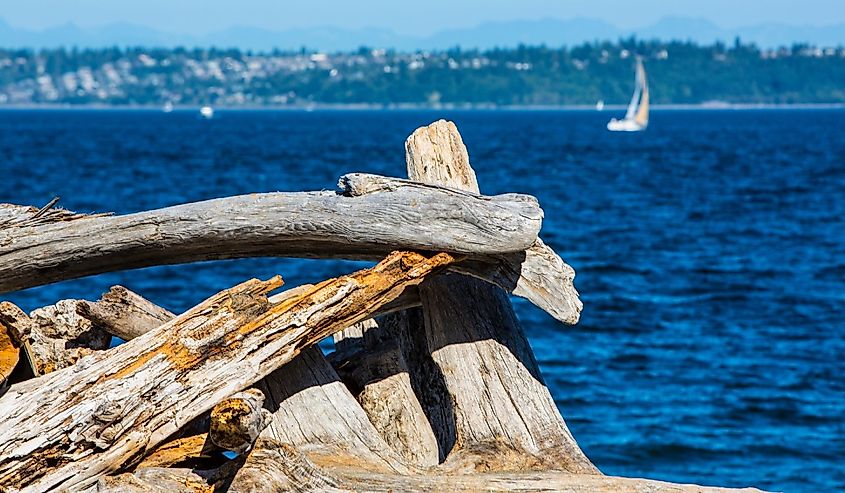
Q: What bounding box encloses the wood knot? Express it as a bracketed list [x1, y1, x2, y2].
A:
[93, 399, 125, 423]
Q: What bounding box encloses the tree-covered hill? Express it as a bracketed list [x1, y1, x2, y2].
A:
[1, 39, 843, 106]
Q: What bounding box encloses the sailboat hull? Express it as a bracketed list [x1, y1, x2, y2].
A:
[607, 119, 647, 132]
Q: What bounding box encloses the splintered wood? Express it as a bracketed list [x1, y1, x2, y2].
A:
[0, 251, 454, 492]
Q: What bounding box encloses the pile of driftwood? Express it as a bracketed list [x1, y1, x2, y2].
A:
[0, 121, 765, 492]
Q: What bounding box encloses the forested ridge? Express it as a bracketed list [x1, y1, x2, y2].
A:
[1, 39, 843, 106]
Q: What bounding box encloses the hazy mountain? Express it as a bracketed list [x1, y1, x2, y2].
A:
[422, 18, 620, 49]
[639, 17, 728, 44]
[637, 16, 845, 47]
[0, 17, 842, 51]
[204, 25, 410, 52]
[0, 18, 181, 47]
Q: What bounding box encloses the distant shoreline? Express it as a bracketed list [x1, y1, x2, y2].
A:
[1, 103, 843, 111]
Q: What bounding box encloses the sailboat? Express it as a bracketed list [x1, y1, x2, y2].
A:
[199, 105, 214, 119]
[607, 58, 649, 132]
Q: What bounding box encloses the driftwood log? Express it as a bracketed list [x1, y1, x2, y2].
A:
[0, 300, 111, 376]
[0, 251, 454, 492]
[0, 174, 580, 325]
[0, 120, 768, 493]
[0, 174, 539, 292]
[133, 434, 212, 469]
[332, 121, 594, 476]
[76, 286, 176, 341]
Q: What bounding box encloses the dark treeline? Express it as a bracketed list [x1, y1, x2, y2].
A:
[1, 39, 843, 106]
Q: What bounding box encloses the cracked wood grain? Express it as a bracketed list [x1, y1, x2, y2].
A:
[0, 250, 454, 492]
[76, 286, 176, 342]
[403, 119, 596, 473]
[0, 173, 539, 294]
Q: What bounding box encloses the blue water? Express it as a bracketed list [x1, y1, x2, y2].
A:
[1, 109, 843, 492]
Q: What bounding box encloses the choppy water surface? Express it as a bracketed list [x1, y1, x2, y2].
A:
[1, 109, 842, 492]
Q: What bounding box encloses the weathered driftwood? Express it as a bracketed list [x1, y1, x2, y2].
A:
[134, 434, 212, 469]
[279, 469, 767, 493]
[230, 345, 411, 492]
[0, 300, 111, 375]
[96, 460, 243, 493]
[0, 175, 582, 326]
[404, 120, 595, 472]
[97, 467, 218, 493]
[75, 282, 441, 478]
[78, 289, 269, 462]
[76, 284, 421, 344]
[331, 318, 440, 468]
[96, 436, 769, 493]
[340, 178, 583, 325]
[74, 283, 432, 477]
[98, 465, 766, 493]
[77, 286, 176, 341]
[0, 251, 454, 492]
[454, 238, 582, 325]
[0, 173, 538, 294]
[0, 200, 108, 228]
[327, 121, 592, 473]
[209, 389, 272, 453]
[74, 281, 426, 469]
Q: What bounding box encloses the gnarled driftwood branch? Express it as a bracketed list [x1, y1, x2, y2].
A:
[0, 173, 581, 325]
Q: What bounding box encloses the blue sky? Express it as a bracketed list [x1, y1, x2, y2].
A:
[1, 0, 843, 34]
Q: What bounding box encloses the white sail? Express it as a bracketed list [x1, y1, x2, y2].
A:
[624, 66, 643, 120]
[607, 58, 649, 132]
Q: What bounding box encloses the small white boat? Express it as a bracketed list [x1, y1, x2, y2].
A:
[607, 58, 649, 132]
[199, 105, 214, 119]
[595, 100, 605, 111]
[162, 101, 174, 113]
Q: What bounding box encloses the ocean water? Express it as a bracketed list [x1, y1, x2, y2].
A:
[1, 109, 842, 492]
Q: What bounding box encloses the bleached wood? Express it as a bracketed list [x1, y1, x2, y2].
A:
[0, 174, 539, 294]
[257, 347, 408, 471]
[0, 200, 107, 228]
[96, 461, 242, 493]
[0, 300, 111, 375]
[338, 175, 582, 324]
[72, 282, 430, 466]
[97, 468, 212, 493]
[77, 283, 437, 472]
[0, 250, 454, 492]
[0, 174, 581, 325]
[229, 345, 408, 492]
[319, 470, 769, 493]
[227, 438, 340, 493]
[74, 283, 421, 345]
[77, 286, 176, 341]
[455, 238, 583, 324]
[331, 318, 440, 468]
[404, 119, 596, 473]
[97, 464, 768, 493]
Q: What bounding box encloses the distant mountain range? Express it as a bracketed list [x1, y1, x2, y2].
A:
[0, 16, 843, 51]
